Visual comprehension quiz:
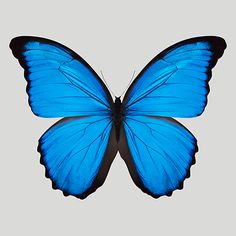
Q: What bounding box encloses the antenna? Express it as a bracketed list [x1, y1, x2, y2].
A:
[119, 70, 136, 98]
[100, 70, 115, 97]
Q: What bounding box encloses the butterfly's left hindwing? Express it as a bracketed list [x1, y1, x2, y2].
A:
[39, 116, 117, 199]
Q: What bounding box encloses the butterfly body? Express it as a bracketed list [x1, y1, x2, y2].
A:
[10, 36, 226, 199]
[113, 96, 124, 141]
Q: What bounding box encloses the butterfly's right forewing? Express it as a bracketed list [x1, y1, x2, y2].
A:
[123, 36, 226, 118]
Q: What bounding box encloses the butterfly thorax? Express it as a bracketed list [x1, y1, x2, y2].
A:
[113, 97, 124, 141]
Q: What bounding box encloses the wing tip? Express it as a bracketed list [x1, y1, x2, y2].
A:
[9, 36, 73, 60]
[10, 36, 33, 57]
[166, 36, 227, 61]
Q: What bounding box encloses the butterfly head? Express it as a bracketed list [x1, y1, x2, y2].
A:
[115, 96, 121, 102]
[114, 96, 122, 115]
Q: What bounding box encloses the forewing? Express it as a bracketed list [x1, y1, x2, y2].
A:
[123, 36, 226, 117]
[38, 116, 117, 199]
[119, 116, 197, 198]
[10, 36, 113, 117]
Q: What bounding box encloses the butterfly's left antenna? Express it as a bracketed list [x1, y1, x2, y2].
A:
[100, 70, 116, 98]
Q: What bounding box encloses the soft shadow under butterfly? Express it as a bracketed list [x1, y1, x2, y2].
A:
[10, 36, 226, 199]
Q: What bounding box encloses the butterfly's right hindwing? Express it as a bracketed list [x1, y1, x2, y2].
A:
[119, 116, 197, 198]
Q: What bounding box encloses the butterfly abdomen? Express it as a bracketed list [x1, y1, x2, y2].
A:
[113, 97, 124, 141]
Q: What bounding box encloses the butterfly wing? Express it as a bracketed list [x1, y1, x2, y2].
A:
[119, 36, 226, 197]
[39, 116, 117, 199]
[119, 116, 197, 197]
[10, 36, 117, 198]
[123, 36, 226, 117]
[10, 36, 113, 117]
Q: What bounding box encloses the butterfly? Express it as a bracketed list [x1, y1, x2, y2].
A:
[10, 36, 226, 199]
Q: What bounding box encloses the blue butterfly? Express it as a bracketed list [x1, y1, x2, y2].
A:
[10, 36, 226, 199]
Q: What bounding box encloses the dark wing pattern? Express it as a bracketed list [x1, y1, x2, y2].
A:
[10, 36, 113, 118]
[123, 37, 226, 118]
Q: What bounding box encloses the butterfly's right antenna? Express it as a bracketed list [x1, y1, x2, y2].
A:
[119, 70, 136, 98]
[100, 70, 115, 98]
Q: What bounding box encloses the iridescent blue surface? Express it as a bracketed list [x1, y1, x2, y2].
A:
[23, 41, 111, 117]
[125, 41, 216, 117]
[39, 116, 112, 195]
[124, 116, 197, 196]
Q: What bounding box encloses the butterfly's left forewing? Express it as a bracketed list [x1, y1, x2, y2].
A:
[10, 36, 113, 118]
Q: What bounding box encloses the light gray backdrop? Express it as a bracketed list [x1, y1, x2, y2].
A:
[1, 0, 235, 235]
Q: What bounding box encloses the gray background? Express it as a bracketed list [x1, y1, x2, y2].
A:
[1, 0, 235, 235]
